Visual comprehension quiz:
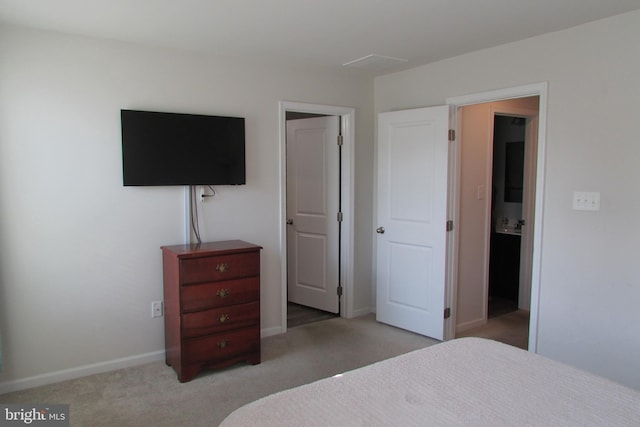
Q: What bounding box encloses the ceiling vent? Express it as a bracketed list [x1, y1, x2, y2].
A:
[342, 54, 408, 71]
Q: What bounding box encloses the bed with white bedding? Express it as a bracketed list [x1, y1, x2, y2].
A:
[220, 337, 640, 426]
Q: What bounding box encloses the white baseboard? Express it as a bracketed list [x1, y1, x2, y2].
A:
[351, 307, 374, 318]
[0, 350, 165, 395]
[455, 318, 487, 334]
[260, 325, 284, 338]
[0, 317, 377, 394]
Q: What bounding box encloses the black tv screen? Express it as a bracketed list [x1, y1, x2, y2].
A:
[121, 109, 245, 186]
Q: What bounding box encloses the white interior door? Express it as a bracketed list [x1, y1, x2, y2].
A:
[286, 116, 340, 313]
[376, 106, 449, 339]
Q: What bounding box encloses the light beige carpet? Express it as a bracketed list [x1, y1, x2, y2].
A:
[0, 314, 438, 426]
[456, 309, 530, 350]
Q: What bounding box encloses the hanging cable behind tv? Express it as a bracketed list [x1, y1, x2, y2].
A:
[190, 185, 217, 244]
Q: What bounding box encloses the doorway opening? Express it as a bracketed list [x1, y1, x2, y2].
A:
[285, 112, 340, 328]
[489, 115, 526, 318]
[459, 113, 533, 350]
[373, 83, 546, 348]
[447, 89, 543, 351]
[279, 102, 355, 334]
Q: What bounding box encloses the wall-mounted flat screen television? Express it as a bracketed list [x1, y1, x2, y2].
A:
[121, 109, 245, 186]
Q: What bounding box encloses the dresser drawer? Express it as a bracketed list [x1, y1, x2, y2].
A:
[182, 326, 260, 364]
[181, 277, 259, 312]
[182, 301, 259, 338]
[179, 252, 259, 285]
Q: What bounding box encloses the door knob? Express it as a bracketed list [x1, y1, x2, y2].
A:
[376, 227, 385, 234]
[286, 219, 294, 225]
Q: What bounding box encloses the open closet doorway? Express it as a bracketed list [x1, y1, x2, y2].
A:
[285, 112, 340, 327]
[279, 102, 355, 333]
[454, 97, 539, 350]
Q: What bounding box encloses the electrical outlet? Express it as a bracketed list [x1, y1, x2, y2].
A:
[151, 301, 163, 318]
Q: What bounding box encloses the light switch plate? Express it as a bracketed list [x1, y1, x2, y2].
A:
[572, 191, 600, 211]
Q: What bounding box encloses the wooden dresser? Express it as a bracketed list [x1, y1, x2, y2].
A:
[161, 240, 262, 382]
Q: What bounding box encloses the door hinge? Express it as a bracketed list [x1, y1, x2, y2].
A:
[444, 307, 451, 319]
[337, 286, 343, 297]
[337, 211, 343, 222]
[337, 134, 344, 146]
[446, 220, 454, 232]
[448, 129, 455, 141]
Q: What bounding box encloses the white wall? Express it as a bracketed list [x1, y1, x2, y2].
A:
[0, 25, 374, 390]
[376, 10, 640, 389]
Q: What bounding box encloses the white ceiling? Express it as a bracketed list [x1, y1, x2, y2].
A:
[1, 0, 639, 76]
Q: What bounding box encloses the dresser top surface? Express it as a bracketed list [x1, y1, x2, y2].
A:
[161, 240, 262, 257]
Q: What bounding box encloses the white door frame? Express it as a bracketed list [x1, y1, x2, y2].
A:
[446, 82, 548, 352]
[279, 101, 355, 333]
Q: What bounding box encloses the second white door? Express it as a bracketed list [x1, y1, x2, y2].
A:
[376, 106, 450, 339]
[286, 116, 340, 313]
